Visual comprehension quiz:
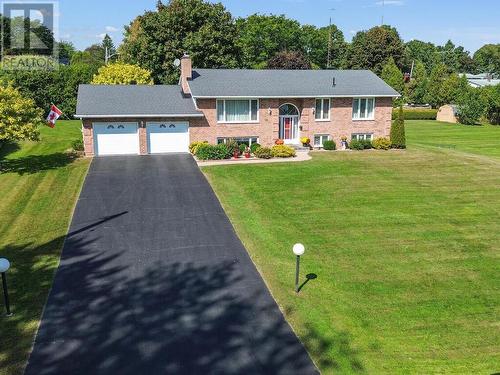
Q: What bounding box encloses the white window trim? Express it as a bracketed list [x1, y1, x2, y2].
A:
[217, 137, 259, 146]
[351, 133, 374, 141]
[314, 134, 331, 147]
[216, 99, 260, 124]
[352, 98, 375, 121]
[315, 98, 331, 121]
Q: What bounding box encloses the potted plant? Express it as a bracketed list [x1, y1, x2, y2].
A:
[244, 146, 251, 158]
[275, 139, 284, 145]
[300, 137, 311, 147]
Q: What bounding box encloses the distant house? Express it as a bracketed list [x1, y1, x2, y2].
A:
[460, 73, 500, 88]
[437, 104, 459, 123]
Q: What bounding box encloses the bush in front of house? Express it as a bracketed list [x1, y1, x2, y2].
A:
[360, 140, 373, 149]
[254, 146, 273, 159]
[71, 139, 84, 151]
[195, 143, 231, 160]
[391, 106, 407, 149]
[250, 143, 261, 153]
[225, 139, 239, 155]
[189, 141, 208, 154]
[372, 137, 391, 150]
[271, 145, 296, 158]
[322, 140, 336, 150]
[349, 140, 364, 150]
[239, 143, 247, 154]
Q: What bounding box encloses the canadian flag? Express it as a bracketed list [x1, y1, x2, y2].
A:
[46, 105, 62, 128]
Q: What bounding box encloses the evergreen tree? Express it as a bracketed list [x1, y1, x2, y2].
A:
[407, 60, 428, 104]
[391, 105, 406, 149]
[381, 57, 404, 105]
[102, 34, 116, 61]
[425, 63, 449, 108]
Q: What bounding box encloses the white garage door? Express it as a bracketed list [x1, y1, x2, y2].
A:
[147, 122, 189, 154]
[93, 123, 140, 156]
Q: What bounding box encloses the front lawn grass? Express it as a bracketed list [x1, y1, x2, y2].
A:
[0, 121, 90, 375]
[203, 121, 500, 374]
[406, 119, 500, 158]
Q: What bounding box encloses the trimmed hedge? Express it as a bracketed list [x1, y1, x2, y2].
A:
[392, 108, 438, 120]
[350, 139, 372, 150]
[195, 143, 231, 160]
[322, 140, 336, 150]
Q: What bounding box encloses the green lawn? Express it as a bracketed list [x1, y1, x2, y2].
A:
[406, 120, 500, 159]
[0, 121, 90, 375]
[203, 120, 500, 374]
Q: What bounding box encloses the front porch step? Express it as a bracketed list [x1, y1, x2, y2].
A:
[288, 144, 311, 151]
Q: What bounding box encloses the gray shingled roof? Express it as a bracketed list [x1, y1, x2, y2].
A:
[188, 69, 400, 98]
[75, 85, 202, 117]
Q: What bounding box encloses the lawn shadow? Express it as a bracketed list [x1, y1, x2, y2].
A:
[0, 141, 20, 159]
[298, 273, 318, 292]
[0, 152, 78, 175]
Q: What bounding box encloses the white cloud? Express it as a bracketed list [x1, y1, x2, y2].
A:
[105, 26, 119, 33]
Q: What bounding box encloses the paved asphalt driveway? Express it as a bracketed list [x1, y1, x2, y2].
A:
[26, 155, 318, 375]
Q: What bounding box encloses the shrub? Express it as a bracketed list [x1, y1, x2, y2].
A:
[189, 141, 208, 154]
[250, 143, 261, 153]
[391, 106, 406, 149]
[300, 137, 310, 145]
[372, 137, 391, 150]
[457, 87, 485, 125]
[391, 109, 438, 120]
[195, 143, 231, 160]
[322, 140, 336, 150]
[254, 147, 273, 159]
[360, 140, 373, 149]
[225, 138, 239, 154]
[482, 85, 500, 125]
[271, 145, 296, 158]
[349, 140, 364, 150]
[71, 139, 84, 151]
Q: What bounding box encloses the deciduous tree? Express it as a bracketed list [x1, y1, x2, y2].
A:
[347, 25, 405, 75]
[91, 63, 153, 85]
[120, 0, 239, 83]
[0, 85, 43, 142]
[236, 14, 304, 68]
[473, 44, 500, 75]
[267, 51, 311, 70]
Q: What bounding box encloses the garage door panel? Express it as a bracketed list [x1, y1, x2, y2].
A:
[93, 123, 139, 156]
[147, 122, 189, 154]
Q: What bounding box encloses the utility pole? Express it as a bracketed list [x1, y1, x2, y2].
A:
[327, 8, 335, 69]
[381, 0, 385, 25]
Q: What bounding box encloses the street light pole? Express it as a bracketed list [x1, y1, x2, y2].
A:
[0, 258, 12, 316]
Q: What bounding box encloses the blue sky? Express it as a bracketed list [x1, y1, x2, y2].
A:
[58, 0, 500, 53]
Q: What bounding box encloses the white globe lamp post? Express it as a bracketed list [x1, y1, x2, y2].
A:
[0, 258, 12, 316]
[293, 244, 305, 293]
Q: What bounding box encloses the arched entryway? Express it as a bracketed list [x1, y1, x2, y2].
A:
[279, 104, 300, 144]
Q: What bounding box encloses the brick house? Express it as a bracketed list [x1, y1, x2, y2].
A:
[76, 55, 399, 156]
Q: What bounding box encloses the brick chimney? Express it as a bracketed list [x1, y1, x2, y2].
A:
[180, 54, 192, 94]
